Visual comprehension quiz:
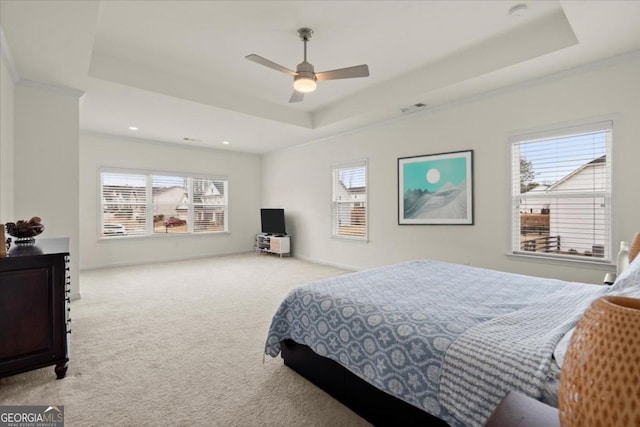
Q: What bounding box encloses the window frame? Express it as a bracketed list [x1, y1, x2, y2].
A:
[99, 168, 229, 240]
[509, 120, 613, 264]
[331, 159, 368, 241]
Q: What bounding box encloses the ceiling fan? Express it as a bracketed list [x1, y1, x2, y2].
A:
[246, 28, 370, 103]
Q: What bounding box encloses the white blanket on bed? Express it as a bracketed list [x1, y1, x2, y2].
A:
[439, 282, 606, 426]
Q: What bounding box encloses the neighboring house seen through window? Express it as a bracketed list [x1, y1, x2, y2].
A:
[332, 161, 367, 240]
[511, 121, 612, 262]
[100, 170, 228, 238]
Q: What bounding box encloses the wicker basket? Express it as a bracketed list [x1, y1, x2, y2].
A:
[558, 296, 640, 427]
[629, 232, 640, 263]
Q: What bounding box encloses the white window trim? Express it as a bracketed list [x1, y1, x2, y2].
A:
[330, 159, 369, 242]
[508, 119, 613, 265]
[98, 167, 229, 240]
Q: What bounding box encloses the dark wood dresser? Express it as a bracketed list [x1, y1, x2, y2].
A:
[0, 238, 70, 379]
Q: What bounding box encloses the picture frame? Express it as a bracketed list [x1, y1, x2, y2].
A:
[398, 150, 473, 225]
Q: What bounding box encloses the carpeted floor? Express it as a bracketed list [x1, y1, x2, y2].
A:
[0, 253, 371, 426]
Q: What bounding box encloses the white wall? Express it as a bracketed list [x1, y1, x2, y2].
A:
[79, 132, 261, 269]
[14, 82, 81, 298]
[0, 46, 15, 222]
[262, 54, 640, 284]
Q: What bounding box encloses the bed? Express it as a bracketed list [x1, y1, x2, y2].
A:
[265, 254, 640, 427]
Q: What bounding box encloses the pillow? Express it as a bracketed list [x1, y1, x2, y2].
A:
[610, 282, 640, 299]
[556, 282, 640, 367]
[609, 251, 640, 292]
[557, 238, 640, 366]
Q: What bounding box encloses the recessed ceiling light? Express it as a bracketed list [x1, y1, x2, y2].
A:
[222, 141, 230, 145]
[128, 126, 138, 131]
[509, 4, 528, 17]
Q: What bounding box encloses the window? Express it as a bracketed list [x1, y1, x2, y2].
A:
[100, 169, 228, 238]
[332, 161, 367, 240]
[101, 172, 147, 237]
[193, 177, 227, 233]
[511, 121, 612, 261]
[152, 175, 189, 234]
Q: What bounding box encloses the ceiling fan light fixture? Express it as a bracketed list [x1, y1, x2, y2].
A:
[245, 27, 369, 102]
[293, 75, 317, 93]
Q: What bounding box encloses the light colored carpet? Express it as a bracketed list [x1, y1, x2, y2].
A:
[0, 253, 371, 427]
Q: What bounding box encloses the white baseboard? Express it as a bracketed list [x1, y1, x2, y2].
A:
[294, 254, 359, 272]
[80, 250, 254, 271]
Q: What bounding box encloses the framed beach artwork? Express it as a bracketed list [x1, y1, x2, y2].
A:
[398, 150, 474, 225]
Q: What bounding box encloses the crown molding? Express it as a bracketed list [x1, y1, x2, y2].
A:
[1, 25, 83, 97]
[17, 79, 84, 98]
[0, 26, 19, 83]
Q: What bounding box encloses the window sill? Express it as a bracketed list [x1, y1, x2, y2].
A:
[99, 231, 230, 242]
[331, 235, 369, 243]
[507, 251, 614, 271]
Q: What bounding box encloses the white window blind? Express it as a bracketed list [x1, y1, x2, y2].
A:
[101, 172, 147, 236]
[100, 170, 228, 238]
[152, 175, 189, 234]
[332, 161, 367, 240]
[511, 121, 612, 261]
[193, 177, 227, 233]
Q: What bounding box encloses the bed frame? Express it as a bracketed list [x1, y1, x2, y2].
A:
[280, 339, 450, 426]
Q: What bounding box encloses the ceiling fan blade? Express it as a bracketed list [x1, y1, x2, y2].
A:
[315, 64, 369, 81]
[289, 90, 304, 103]
[245, 54, 297, 76]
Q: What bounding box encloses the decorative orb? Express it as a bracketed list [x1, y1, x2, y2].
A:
[630, 232, 640, 263]
[558, 296, 640, 427]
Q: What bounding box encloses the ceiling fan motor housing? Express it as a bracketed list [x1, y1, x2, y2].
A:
[295, 61, 315, 79]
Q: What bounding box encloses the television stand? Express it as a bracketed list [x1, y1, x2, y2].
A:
[255, 233, 290, 257]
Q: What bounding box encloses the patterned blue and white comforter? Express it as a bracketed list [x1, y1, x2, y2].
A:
[264, 260, 607, 426]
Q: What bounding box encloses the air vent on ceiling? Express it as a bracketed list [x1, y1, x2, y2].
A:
[401, 103, 428, 114]
[182, 137, 202, 143]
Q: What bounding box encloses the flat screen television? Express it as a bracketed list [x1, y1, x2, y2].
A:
[260, 208, 286, 236]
